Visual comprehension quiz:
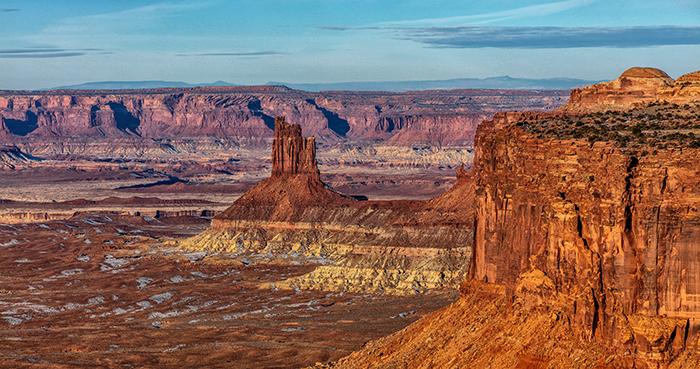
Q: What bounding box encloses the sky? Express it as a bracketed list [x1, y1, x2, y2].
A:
[0, 0, 699, 89]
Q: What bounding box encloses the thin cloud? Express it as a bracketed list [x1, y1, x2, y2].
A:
[321, 0, 595, 31]
[0, 48, 106, 58]
[0, 48, 67, 54]
[401, 25, 700, 49]
[178, 51, 287, 57]
[0, 52, 85, 59]
[1, 8, 20, 12]
[318, 26, 381, 32]
[383, 0, 595, 26]
[39, 1, 215, 36]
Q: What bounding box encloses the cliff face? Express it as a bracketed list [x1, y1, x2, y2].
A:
[321, 68, 700, 369]
[0, 87, 566, 151]
[472, 107, 700, 363]
[183, 118, 474, 294]
[567, 67, 700, 111]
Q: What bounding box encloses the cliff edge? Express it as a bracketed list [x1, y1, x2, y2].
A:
[321, 68, 700, 368]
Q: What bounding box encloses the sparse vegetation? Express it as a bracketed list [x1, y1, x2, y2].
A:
[514, 102, 700, 150]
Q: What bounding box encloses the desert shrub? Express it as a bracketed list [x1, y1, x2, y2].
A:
[631, 125, 643, 136]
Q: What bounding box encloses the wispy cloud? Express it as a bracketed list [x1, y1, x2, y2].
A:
[401, 25, 700, 49]
[1, 8, 20, 12]
[12, 0, 219, 61]
[318, 26, 381, 32]
[0, 48, 107, 59]
[318, 0, 700, 50]
[322, 0, 595, 31]
[383, 0, 595, 26]
[0, 52, 84, 59]
[41, 1, 213, 36]
[177, 51, 286, 57]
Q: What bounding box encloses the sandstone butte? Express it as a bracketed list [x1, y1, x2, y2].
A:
[567, 67, 700, 112]
[182, 116, 475, 295]
[307, 67, 700, 369]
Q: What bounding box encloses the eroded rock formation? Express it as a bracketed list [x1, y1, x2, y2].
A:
[271, 116, 320, 178]
[0, 87, 566, 156]
[470, 75, 700, 365]
[183, 118, 474, 294]
[0, 146, 39, 170]
[319, 68, 700, 368]
[567, 67, 700, 112]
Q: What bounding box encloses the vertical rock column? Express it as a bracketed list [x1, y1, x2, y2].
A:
[271, 116, 320, 179]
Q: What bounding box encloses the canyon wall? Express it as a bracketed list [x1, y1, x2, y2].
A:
[316, 68, 700, 369]
[0, 87, 565, 157]
[472, 98, 700, 363]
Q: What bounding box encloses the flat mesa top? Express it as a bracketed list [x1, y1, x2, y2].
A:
[620, 67, 673, 80]
[514, 102, 700, 150]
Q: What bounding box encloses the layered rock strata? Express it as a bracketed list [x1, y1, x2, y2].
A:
[183, 118, 474, 294]
[318, 68, 700, 368]
[0, 146, 39, 169]
[472, 95, 700, 364]
[567, 67, 700, 111]
[0, 87, 565, 155]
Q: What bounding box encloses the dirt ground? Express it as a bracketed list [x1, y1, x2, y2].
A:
[0, 214, 456, 369]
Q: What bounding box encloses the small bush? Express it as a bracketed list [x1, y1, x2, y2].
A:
[631, 125, 643, 136]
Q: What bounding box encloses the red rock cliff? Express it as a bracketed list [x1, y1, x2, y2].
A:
[316, 69, 700, 368]
[472, 103, 700, 364]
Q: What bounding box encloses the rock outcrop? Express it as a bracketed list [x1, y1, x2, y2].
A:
[663, 70, 700, 101]
[567, 67, 700, 111]
[182, 118, 474, 294]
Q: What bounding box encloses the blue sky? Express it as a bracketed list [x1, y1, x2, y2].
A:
[1, 0, 699, 89]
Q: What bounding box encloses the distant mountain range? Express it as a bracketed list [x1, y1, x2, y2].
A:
[269, 76, 601, 92]
[49, 80, 237, 90]
[47, 76, 600, 92]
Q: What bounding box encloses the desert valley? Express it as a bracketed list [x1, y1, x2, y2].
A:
[1, 67, 699, 368]
[1, 2, 700, 368]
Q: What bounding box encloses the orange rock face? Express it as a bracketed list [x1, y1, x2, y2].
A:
[324, 69, 700, 369]
[566, 67, 700, 111]
[472, 110, 700, 364]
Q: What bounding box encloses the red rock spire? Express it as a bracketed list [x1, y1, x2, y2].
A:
[271, 116, 319, 179]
